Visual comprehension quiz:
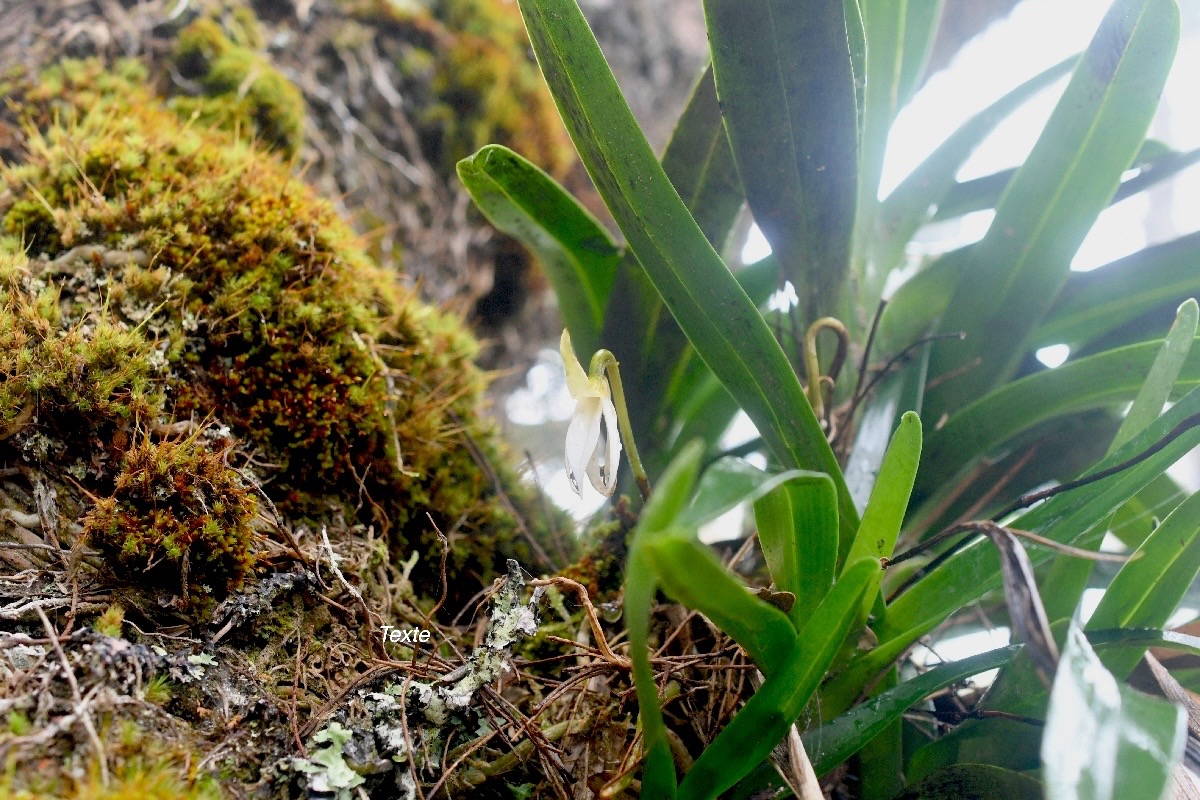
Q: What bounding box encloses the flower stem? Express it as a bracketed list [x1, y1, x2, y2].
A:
[803, 317, 849, 423]
[590, 350, 651, 500]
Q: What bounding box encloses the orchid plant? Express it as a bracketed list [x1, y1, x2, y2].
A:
[460, 0, 1200, 797]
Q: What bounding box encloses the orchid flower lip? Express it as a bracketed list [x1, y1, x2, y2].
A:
[561, 330, 623, 498]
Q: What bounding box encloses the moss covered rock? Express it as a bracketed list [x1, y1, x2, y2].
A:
[0, 59, 560, 612]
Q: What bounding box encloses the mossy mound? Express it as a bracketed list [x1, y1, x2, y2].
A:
[83, 437, 259, 603]
[170, 16, 306, 158]
[0, 59, 561, 610]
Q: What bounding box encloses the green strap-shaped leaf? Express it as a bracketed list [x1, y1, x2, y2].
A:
[1036, 300, 1198, 624]
[1087, 490, 1200, 678]
[878, 383, 1200, 651]
[602, 66, 746, 450]
[754, 473, 839, 628]
[514, 0, 857, 537]
[1037, 232, 1200, 349]
[919, 336, 1200, 492]
[1114, 299, 1200, 447]
[625, 548, 677, 800]
[1043, 626, 1185, 800]
[676, 457, 824, 530]
[845, 343, 931, 512]
[855, 0, 907, 243]
[925, 0, 1180, 420]
[1110, 472, 1187, 548]
[625, 442, 706, 799]
[659, 67, 745, 252]
[874, 57, 1076, 277]
[895, 0, 943, 108]
[804, 645, 1021, 774]
[675, 559, 877, 800]
[843, 411, 923, 572]
[644, 533, 797, 676]
[457, 145, 618, 355]
[851, 1, 943, 295]
[930, 142, 1200, 224]
[705, 0, 860, 325]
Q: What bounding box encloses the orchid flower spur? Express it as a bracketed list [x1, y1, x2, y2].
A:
[560, 329, 650, 500]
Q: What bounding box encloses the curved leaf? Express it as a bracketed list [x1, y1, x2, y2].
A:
[676, 457, 823, 530]
[804, 644, 1021, 774]
[879, 384, 1200, 652]
[626, 441, 706, 799]
[921, 336, 1200, 489]
[1087, 490, 1200, 678]
[875, 56, 1076, 274]
[931, 143, 1200, 224]
[457, 145, 618, 355]
[645, 533, 798, 674]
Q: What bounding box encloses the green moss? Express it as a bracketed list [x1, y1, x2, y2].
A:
[0, 60, 565, 605]
[0, 722, 221, 800]
[0, 275, 159, 460]
[428, 0, 572, 175]
[170, 17, 305, 158]
[83, 437, 257, 604]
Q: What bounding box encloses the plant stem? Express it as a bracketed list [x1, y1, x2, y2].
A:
[591, 349, 652, 500]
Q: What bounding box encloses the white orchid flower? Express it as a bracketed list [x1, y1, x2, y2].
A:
[561, 329, 623, 497]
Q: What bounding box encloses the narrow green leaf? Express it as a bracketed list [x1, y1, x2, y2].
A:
[1038, 297, 1196, 625]
[676, 458, 824, 530]
[844, 411, 923, 571]
[895, 0, 944, 108]
[705, 0, 860, 324]
[920, 336, 1200, 491]
[639, 440, 706, 537]
[675, 559, 877, 800]
[515, 0, 857, 536]
[879, 384, 1200, 651]
[602, 66, 746, 449]
[1088, 627, 1200, 658]
[856, 0, 908, 233]
[931, 143, 1200, 224]
[1037, 233, 1200, 349]
[875, 57, 1076, 274]
[659, 66, 745, 251]
[926, 0, 1180, 419]
[1087, 490, 1200, 678]
[1042, 626, 1185, 800]
[804, 645, 1021, 774]
[1114, 299, 1197, 449]
[845, 343, 931, 511]
[625, 548, 677, 799]
[754, 474, 839, 628]
[644, 533, 797, 675]
[625, 442, 707, 799]
[457, 145, 618, 355]
[1110, 472, 1187, 548]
